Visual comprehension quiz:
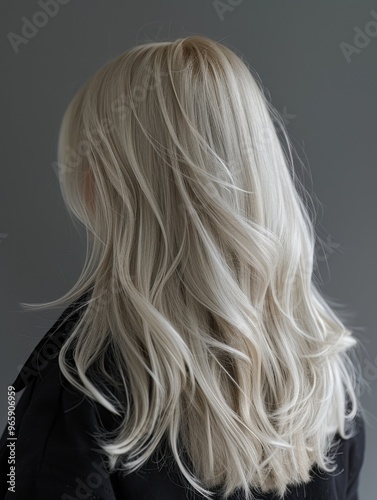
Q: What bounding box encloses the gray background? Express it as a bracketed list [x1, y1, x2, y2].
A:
[1, 0, 376, 498]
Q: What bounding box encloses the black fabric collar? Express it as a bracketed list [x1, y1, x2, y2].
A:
[12, 290, 92, 392]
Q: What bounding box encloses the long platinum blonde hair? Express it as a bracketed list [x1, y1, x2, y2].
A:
[21, 35, 365, 499]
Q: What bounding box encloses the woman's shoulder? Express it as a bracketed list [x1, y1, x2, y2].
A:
[8, 289, 118, 437]
[0, 291, 119, 499]
[336, 410, 366, 499]
[11, 291, 91, 392]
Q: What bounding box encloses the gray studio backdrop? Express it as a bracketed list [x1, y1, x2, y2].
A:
[1, 1, 376, 498]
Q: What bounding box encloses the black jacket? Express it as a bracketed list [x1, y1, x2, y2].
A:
[0, 293, 366, 500]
